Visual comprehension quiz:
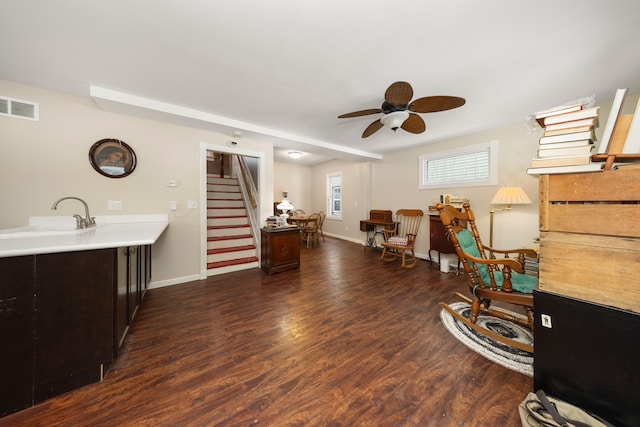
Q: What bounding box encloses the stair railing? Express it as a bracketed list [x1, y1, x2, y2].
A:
[232, 155, 260, 241]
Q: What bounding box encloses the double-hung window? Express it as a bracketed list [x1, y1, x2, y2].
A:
[327, 172, 342, 219]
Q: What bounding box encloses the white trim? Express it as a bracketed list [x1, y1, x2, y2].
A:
[149, 274, 202, 289]
[418, 139, 498, 189]
[0, 95, 39, 120]
[326, 171, 343, 220]
[199, 141, 267, 279]
[91, 85, 382, 162]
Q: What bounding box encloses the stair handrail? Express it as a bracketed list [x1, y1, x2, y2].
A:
[232, 155, 260, 241]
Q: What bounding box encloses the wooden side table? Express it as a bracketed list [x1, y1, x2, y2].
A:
[260, 227, 300, 275]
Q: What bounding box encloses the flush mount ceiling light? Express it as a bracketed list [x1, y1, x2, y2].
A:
[288, 151, 303, 159]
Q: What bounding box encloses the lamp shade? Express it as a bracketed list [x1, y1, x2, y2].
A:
[380, 111, 410, 130]
[276, 199, 294, 211]
[490, 186, 532, 206]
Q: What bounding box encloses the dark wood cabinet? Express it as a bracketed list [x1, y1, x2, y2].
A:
[1, 245, 151, 417]
[115, 247, 129, 353]
[114, 245, 150, 356]
[0, 256, 35, 417]
[261, 227, 300, 275]
[0, 249, 114, 415]
[428, 213, 458, 267]
[33, 249, 115, 402]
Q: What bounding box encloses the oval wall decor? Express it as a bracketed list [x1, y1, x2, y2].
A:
[89, 138, 137, 178]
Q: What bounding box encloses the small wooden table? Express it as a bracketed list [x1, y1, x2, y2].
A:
[287, 215, 309, 228]
[360, 210, 397, 250]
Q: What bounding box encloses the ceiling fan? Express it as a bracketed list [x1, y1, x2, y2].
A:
[338, 81, 466, 138]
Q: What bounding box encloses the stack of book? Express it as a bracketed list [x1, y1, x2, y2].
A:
[527, 105, 602, 175]
[264, 216, 279, 228]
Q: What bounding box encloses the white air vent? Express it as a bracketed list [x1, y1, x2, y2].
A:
[0, 96, 39, 120]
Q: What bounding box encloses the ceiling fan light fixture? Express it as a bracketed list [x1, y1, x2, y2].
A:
[380, 110, 409, 131]
[288, 151, 303, 159]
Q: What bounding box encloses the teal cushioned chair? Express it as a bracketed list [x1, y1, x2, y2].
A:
[436, 203, 538, 353]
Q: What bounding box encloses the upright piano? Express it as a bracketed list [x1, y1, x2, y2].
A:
[359, 210, 397, 249]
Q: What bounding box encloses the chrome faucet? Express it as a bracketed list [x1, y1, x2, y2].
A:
[51, 196, 96, 229]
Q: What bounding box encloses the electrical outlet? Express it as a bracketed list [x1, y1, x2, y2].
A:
[187, 200, 197, 209]
[541, 314, 552, 328]
[108, 200, 123, 211]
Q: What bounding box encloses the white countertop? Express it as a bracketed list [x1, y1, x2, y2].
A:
[0, 215, 169, 258]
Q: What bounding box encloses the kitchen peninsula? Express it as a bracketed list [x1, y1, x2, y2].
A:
[0, 215, 168, 417]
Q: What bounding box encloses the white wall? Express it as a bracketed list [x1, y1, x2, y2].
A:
[273, 161, 312, 214]
[292, 92, 640, 256]
[372, 123, 540, 254]
[6, 78, 636, 285]
[309, 160, 369, 241]
[1, 80, 274, 287]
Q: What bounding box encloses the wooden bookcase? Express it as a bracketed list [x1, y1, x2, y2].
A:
[537, 166, 640, 313]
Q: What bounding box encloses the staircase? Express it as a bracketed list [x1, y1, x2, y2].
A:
[207, 175, 259, 275]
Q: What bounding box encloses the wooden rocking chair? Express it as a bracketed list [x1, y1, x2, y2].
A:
[380, 209, 424, 268]
[436, 202, 538, 353]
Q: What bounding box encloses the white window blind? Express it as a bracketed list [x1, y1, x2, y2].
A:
[419, 140, 498, 189]
[326, 172, 342, 219]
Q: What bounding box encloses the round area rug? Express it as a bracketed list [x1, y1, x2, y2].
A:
[440, 301, 533, 377]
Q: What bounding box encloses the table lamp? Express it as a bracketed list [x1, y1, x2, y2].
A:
[276, 192, 294, 219]
[490, 186, 531, 247]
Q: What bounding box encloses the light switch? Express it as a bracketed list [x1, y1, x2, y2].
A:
[170, 201, 177, 211]
[108, 200, 123, 211]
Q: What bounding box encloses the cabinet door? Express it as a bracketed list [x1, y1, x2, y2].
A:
[261, 228, 300, 274]
[534, 291, 640, 427]
[33, 249, 115, 402]
[0, 256, 35, 416]
[127, 246, 140, 324]
[429, 216, 453, 254]
[115, 246, 129, 354]
[142, 245, 151, 297]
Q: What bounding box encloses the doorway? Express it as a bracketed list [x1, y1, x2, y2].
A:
[198, 141, 268, 279]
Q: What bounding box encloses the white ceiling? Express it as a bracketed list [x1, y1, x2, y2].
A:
[2, 1, 640, 166]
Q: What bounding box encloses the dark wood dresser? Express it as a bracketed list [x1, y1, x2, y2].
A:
[428, 212, 460, 268]
[260, 227, 300, 275]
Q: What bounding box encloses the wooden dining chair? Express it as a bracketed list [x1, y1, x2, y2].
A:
[300, 213, 321, 248]
[317, 211, 326, 241]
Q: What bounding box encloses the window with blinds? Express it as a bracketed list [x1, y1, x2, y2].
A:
[326, 172, 342, 219]
[419, 140, 498, 189]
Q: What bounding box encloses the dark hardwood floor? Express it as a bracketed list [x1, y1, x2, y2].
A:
[1, 237, 532, 426]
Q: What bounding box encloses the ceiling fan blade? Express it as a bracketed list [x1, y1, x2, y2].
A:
[401, 113, 426, 134]
[409, 96, 466, 113]
[385, 81, 413, 105]
[362, 119, 384, 138]
[338, 108, 382, 118]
